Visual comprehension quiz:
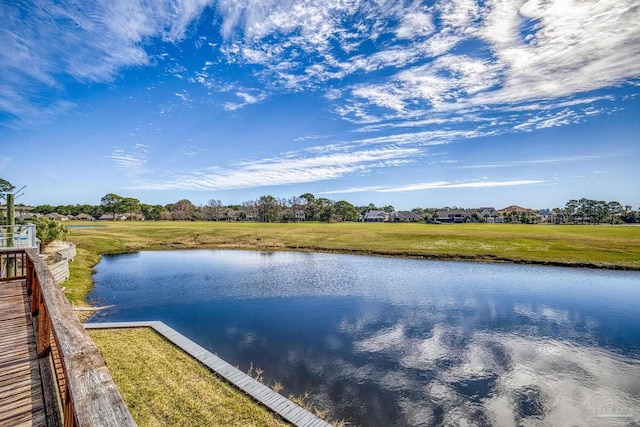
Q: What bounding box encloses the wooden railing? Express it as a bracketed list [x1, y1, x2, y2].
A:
[24, 248, 136, 427]
[0, 249, 26, 281]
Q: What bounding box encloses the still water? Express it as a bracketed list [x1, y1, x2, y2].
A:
[88, 250, 640, 426]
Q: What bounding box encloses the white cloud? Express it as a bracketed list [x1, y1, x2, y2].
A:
[476, 0, 640, 103]
[130, 146, 422, 191]
[0, 0, 215, 126]
[223, 90, 267, 110]
[452, 154, 602, 169]
[316, 0, 638, 130]
[396, 10, 434, 40]
[322, 179, 544, 194]
[174, 90, 190, 103]
[106, 144, 149, 173]
[512, 108, 582, 131]
[352, 129, 485, 147]
[293, 134, 332, 142]
[2, 0, 638, 134]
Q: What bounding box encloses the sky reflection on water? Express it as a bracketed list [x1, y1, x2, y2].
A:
[88, 250, 640, 426]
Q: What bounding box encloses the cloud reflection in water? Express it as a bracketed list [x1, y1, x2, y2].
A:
[89, 250, 640, 426]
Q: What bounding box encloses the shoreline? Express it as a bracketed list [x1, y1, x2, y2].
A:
[98, 242, 640, 272]
[63, 221, 640, 309]
[75, 244, 638, 323]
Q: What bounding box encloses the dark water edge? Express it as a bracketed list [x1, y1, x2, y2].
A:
[87, 250, 640, 426]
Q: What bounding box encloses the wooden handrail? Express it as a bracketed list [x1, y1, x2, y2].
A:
[0, 249, 26, 281]
[25, 249, 136, 427]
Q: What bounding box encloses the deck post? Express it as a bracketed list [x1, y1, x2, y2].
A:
[26, 259, 34, 294]
[37, 302, 52, 357]
[31, 275, 41, 314]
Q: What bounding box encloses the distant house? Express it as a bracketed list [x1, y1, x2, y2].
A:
[437, 209, 467, 223]
[278, 208, 305, 222]
[363, 210, 389, 222]
[466, 207, 499, 223]
[21, 212, 41, 220]
[217, 208, 238, 221]
[123, 213, 144, 221]
[498, 205, 538, 223]
[497, 205, 535, 215]
[390, 211, 421, 223]
[6, 205, 37, 221]
[75, 213, 95, 221]
[45, 213, 69, 221]
[536, 210, 554, 224]
[475, 207, 498, 218]
[99, 214, 127, 221]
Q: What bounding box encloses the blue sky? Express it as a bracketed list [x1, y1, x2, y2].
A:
[1, 0, 638, 210]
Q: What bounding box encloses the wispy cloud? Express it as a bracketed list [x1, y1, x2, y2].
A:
[130, 146, 421, 191]
[184, 144, 210, 157]
[223, 90, 268, 111]
[1, 0, 214, 126]
[106, 143, 149, 173]
[2, 0, 638, 177]
[211, 0, 640, 120]
[293, 134, 332, 142]
[322, 179, 544, 194]
[452, 155, 603, 169]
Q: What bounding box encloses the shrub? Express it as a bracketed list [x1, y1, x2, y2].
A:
[34, 217, 69, 248]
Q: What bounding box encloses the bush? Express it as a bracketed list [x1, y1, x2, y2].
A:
[34, 217, 69, 248]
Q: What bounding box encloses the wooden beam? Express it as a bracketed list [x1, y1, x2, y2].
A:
[25, 249, 135, 427]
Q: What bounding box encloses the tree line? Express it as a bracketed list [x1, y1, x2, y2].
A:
[1, 178, 637, 224]
[94, 192, 371, 222]
[24, 193, 640, 224]
[550, 198, 638, 225]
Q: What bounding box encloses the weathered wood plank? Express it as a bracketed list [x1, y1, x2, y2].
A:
[4, 408, 47, 427]
[0, 340, 35, 354]
[0, 382, 34, 403]
[0, 402, 45, 425]
[0, 347, 34, 363]
[0, 385, 39, 407]
[0, 359, 39, 378]
[0, 324, 30, 338]
[0, 279, 46, 427]
[38, 349, 63, 427]
[0, 366, 40, 387]
[25, 249, 135, 427]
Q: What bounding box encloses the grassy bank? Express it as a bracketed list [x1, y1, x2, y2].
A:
[67, 221, 640, 305]
[88, 328, 291, 427]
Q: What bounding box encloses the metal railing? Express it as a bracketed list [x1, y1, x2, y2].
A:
[0, 223, 37, 249]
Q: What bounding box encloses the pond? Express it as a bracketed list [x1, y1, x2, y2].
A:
[87, 250, 640, 426]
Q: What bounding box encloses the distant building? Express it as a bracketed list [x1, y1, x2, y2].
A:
[45, 213, 69, 221]
[497, 205, 536, 215]
[437, 209, 467, 223]
[99, 214, 127, 221]
[363, 210, 389, 222]
[389, 211, 422, 223]
[75, 213, 95, 221]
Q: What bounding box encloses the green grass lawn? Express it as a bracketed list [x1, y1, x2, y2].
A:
[88, 328, 292, 427]
[65, 221, 640, 306]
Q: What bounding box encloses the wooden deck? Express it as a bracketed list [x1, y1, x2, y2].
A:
[0, 280, 47, 427]
[85, 321, 333, 427]
[1, 249, 133, 427]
